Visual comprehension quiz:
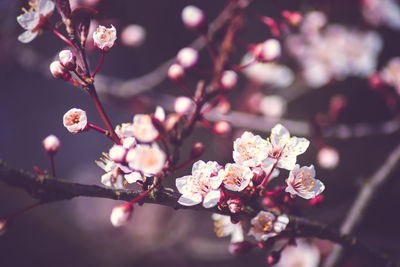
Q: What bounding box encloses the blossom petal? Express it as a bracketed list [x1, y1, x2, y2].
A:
[178, 193, 202, 206]
[124, 172, 143, 184]
[154, 106, 165, 121]
[270, 124, 290, 145]
[101, 172, 113, 187]
[175, 175, 189, 192]
[38, 0, 55, 16]
[203, 190, 221, 208]
[17, 12, 39, 30]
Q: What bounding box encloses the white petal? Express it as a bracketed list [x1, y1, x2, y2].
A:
[154, 106, 166, 121]
[101, 172, 113, 187]
[203, 190, 221, 208]
[271, 124, 290, 145]
[17, 12, 39, 30]
[230, 226, 245, 243]
[124, 172, 143, 184]
[291, 137, 310, 155]
[38, 0, 55, 16]
[210, 175, 223, 190]
[175, 175, 189, 192]
[178, 193, 202, 206]
[278, 156, 297, 170]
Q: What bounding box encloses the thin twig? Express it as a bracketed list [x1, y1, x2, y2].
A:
[323, 143, 400, 267]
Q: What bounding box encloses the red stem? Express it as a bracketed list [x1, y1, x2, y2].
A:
[49, 154, 56, 177]
[51, 28, 76, 49]
[258, 161, 279, 189]
[202, 33, 218, 62]
[2, 201, 42, 222]
[91, 52, 105, 78]
[125, 179, 159, 208]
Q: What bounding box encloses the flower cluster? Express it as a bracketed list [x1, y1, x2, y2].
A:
[96, 107, 167, 188]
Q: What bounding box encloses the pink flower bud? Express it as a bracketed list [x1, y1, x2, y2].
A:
[220, 70, 238, 90]
[42, 134, 60, 154]
[213, 120, 231, 136]
[281, 10, 303, 26]
[228, 241, 255, 256]
[181, 5, 205, 30]
[49, 61, 70, 80]
[267, 251, 281, 265]
[190, 142, 205, 158]
[109, 145, 126, 162]
[317, 146, 339, 169]
[228, 198, 242, 214]
[176, 47, 198, 68]
[254, 39, 281, 62]
[59, 50, 76, 70]
[63, 108, 88, 134]
[121, 24, 146, 47]
[174, 96, 194, 115]
[110, 204, 133, 227]
[168, 63, 185, 82]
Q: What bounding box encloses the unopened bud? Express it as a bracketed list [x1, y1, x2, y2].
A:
[164, 114, 181, 131]
[317, 146, 339, 169]
[50, 61, 70, 80]
[281, 10, 303, 26]
[260, 95, 287, 118]
[110, 204, 133, 227]
[176, 47, 198, 69]
[254, 39, 281, 62]
[121, 24, 146, 48]
[174, 96, 194, 115]
[59, 50, 76, 70]
[181, 5, 205, 30]
[217, 98, 231, 114]
[42, 134, 60, 154]
[229, 241, 255, 256]
[220, 70, 238, 90]
[213, 121, 232, 136]
[267, 250, 281, 265]
[168, 63, 185, 82]
[228, 198, 242, 214]
[190, 142, 205, 158]
[0, 219, 7, 236]
[109, 145, 126, 162]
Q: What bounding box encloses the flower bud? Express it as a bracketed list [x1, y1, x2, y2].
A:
[267, 251, 281, 265]
[109, 145, 126, 163]
[93, 25, 117, 51]
[260, 95, 287, 118]
[42, 134, 60, 154]
[228, 198, 242, 214]
[110, 204, 133, 227]
[317, 146, 339, 169]
[181, 5, 205, 30]
[59, 50, 76, 70]
[254, 39, 281, 62]
[281, 10, 303, 26]
[174, 96, 194, 115]
[50, 61, 70, 81]
[190, 142, 205, 159]
[0, 219, 7, 236]
[213, 120, 231, 136]
[121, 24, 146, 47]
[176, 47, 198, 69]
[228, 241, 255, 256]
[217, 98, 231, 114]
[63, 108, 88, 134]
[168, 63, 185, 82]
[220, 70, 238, 90]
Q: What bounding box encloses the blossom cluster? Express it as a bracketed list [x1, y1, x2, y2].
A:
[96, 106, 167, 188]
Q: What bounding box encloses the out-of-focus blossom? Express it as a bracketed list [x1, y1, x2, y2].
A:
[181, 5, 205, 30]
[259, 95, 287, 118]
[264, 124, 310, 171]
[42, 134, 60, 154]
[176, 47, 198, 69]
[96, 156, 128, 189]
[362, 0, 400, 30]
[17, 0, 55, 43]
[168, 63, 185, 82]
[63, 108, 88, 134]
[285, 164, 325, 199]
[241, 54, 294, 87]
[287, 12, 382, 88]
[49, 61, 70, 80]
[93, 25, 117, 51]
[317, 146, 340, 169]
[220, 70, 238, 90]
[115, 123, 135, 139]
[219, 163, 253, 192]
[254, 39, 281, 62]
[108, 145, 126, 163]
[110, 204, 133, 227]
[174, 96, 194, 115]
[381, 57, 400, 94]
[132, 106, 165, 143]
[213, 121, 232, 136]
[126, 143, 166, 176]
[248, 211, 288, 241]
[233, 131, 269, 168]
[176, 160, 223, 208]
[212, 213, 244, 243]
[120, 24, 146, 47]
[275, 239, 320, 267]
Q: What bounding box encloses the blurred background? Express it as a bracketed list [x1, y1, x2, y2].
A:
[1, 0, 400, 266]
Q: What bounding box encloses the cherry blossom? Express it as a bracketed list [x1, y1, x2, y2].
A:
[219, 163, 253, 192]
[275, 239, 320, 267]
[93, 25, 117, 51]
[248, 211, 289, 242]
[126, 143, 166, 176]
[285, 164, 325, 199]
[212, 213, 244, 243]
[63, 108, 88, 134]
[110, 204, 133, 227]
[176, 160, 223, 208]
[132, 106, 165, 143]
[95, 156, 128, 189]
[233, 131, 269, 168]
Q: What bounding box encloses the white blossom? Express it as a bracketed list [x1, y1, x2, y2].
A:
[96, 156, 128, 189]
[17, 0, 55, 43]
[63, 108, 88, 134]
[176, 160, 223, 208]
[126, 143, 166, 176]
[181, 5, 205, 29]
[174, 96, 194, 115]
[110, 204, 133, 227]
[93, 25, 117, 51]
[120, 24, 146, 47]
[212, 213, 244, 243]
[317, 146, 340, 169]
[233, 131, 269, 168]
[59, 50, 76, 70]
[275, 239, 320, 267]
[362, 0, 400, 30]
[381, 57, 400, 95]
[220, 70, 238, 90]
[219, 163, 253, 192]
[115, 123, 135, 139]
[108, 145, 126, 163]
[132, 106, 165, 143]
[254, 39, 281, 62]
[42, 134, 60, 153]
[259, 95, 287, 118]
[285, 164, 325, 199]
[249, 211, 278, 241]
[263, 124, 310, 171]
[176, 47, 198, 69]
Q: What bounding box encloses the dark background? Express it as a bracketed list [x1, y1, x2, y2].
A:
[0, 0, 400, 266]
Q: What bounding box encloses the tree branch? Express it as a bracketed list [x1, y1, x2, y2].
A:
[0, 159, 398, 266]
